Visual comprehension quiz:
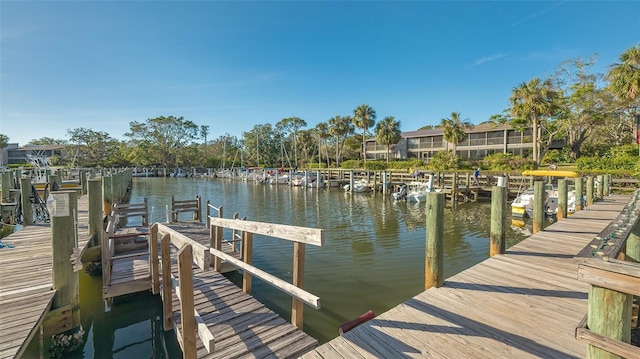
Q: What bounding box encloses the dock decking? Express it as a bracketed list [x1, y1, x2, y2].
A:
[0, 196, 90, 359]
[301, 194, 632, 358]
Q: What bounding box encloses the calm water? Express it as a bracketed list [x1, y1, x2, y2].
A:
[130, 177, 530, 344]
[25, 176, 531, 358]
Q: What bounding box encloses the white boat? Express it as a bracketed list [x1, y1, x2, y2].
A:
[405, 181, 438, 202]
[170, 168, 188, 177]
[511, 170, 579, 218]
[344, 180, 370, 193]
[132, 169, 155, 177]
[307, 176, 324, 188]
[269, 174, 289, 184]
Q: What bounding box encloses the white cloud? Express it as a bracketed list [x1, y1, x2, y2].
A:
[465, 53, 509, 70]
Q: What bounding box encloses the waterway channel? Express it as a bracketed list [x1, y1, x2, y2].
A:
[26, 176, 535, 357]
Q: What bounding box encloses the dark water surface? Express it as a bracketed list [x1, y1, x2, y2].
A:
[130, 177, 530, 345]
[25, 176, 530, 357]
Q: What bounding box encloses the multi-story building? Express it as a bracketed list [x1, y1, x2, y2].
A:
[2, 144, 67, 166]
[364, 123, 533, 162]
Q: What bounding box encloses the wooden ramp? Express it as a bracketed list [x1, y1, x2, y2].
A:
[0, 196, 90, 359]
[170, 260, 318, 358]
[155, 221, 319, 358]
[301, 195, 632, 358]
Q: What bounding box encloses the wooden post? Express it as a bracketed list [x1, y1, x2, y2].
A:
[1, 171, 10, 201]
[382, 171, 387, 195]
[490, 185, 507, 256]
[557, 179, 567, 221]
[626, 219, 640, 263]
[587, 285, 633, 359]
[292, 242, 305, 330]
[80, 171, 87, 195]
[20, 178, 33, 226]
[596, 175, 604, 200]
[161, 234, 173, 330]
[317, 170, 322, 190]
[195, 195, 202, 222]
[575, 177, 584, 211]
[232, 212, 239, 252]
[532, 181, 545, 234]
[102, 175, 112, 214]
[177, 244, 197, 359]
[150, 224, 160, 295]
[587, 176, 594, 207]
[349, 170, 354, 192]
[213, 225, 223, 272]
[465, 173, 470, 192]
[242, 232, 253, 294]
[87, 179, 103, 247]
[452, 172, 458, 204]
[425, 192, 445, 289]
[51, 191, 79, 313]
[603, 174, 611, 197]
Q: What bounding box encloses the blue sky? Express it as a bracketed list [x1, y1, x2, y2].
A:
[1, 1, 638, 146]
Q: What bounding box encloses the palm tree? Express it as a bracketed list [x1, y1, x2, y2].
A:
[509, 77, 560, 164]
[440, 112, 473, 155]
[375, 116, 401, 162]
[315, 122, 331, 167]
[352, 104, 376, 162]
[328, 115, 354, 166]
[607, 43, 640, 103]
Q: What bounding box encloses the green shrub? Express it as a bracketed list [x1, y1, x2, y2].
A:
[307, 162, 328, 169]
[340, 160, 362, 169]
[384, 159, 425, 170]
[427, 150, 459, 171]
[481, 153, 536, 172]
[364, 161, 387, 170]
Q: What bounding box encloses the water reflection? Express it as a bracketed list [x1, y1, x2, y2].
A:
[126, 177, 530, 345]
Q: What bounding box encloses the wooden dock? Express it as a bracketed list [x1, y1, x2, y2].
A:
[0, 196, 90, 359]
[301, 194, 633, 358]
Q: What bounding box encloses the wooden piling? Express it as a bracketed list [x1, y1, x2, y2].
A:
[532, 181, 545, 234]
[603, 174, 611, 196]
[161, 234, 173, 330]
[243, 231, 253, 294]
[177, 243, 197, 359]
[575, 177, 584, 211]
[587, 285, 633, 359]
[490, 185, 507, 256]
[626, 219, 640, 263]
[425, 192, 445, 289]
[20, 178, 33, 226]
[596, 175, 604, 200]
[102, 175, 112, 213]
[452, 172, 458, 203]
[557, 179, 567, 220]
[292, 242, 305, 329]
[51, 191, 79, 312]
[587, 176, 594, 207]
[150, 224, 160, 295]
[349, 171, 354, 192]
[1, 171, 10, 201]
[80, 171, 87, 195]
[87, 178, 103, 247]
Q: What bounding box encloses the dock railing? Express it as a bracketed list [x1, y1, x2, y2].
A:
[150, 223, 214, 358]
[208, 216, 324, 329]
[575, 189, 640, 358]
[206, 201, 246, 254]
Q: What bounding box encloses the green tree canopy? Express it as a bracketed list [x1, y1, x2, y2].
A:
[328, 115, 354, 166]
[440, 112, 473, 154]
[0, 134, 8, 150]
[375, 116, 401, 162]
[352, 104, 376, 162]
[125, 115, 199, 168]
[607, 43, 640, 104]
[509, 77, 561, 164]
[67, 127, 121, 167]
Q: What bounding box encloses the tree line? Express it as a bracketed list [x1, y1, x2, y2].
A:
[1, 44, 638, 171]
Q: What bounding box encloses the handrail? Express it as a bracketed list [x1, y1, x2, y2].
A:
[150, 224, 214, 356]
[575, 258, 640, 358]
[208, 246, 320, 309]
[574, 190, 640, 358]
[208, 215, 323, 329]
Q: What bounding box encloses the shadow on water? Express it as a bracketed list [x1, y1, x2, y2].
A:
[24, 261, 182, 358]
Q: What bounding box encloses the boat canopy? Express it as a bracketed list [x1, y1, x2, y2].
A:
[522, 170, 579, 178]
